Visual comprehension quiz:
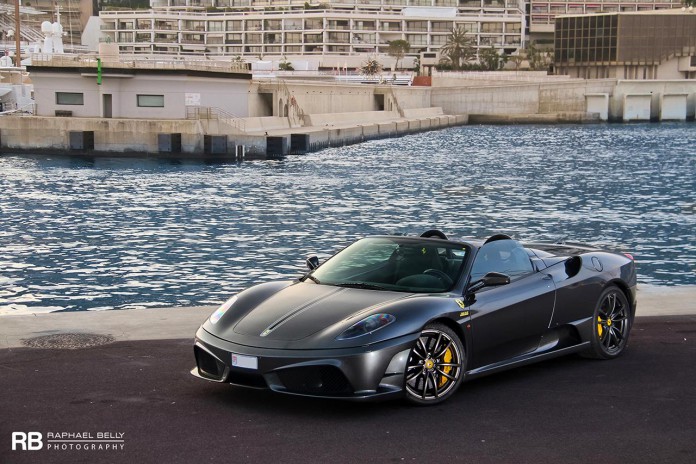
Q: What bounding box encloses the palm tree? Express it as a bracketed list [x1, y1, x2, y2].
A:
[360, 56, 382, 79]
[439, 26, 475, 70]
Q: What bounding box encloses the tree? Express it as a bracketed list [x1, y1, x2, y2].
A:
[360, 56, 382, 79]
[526, 41, 551, 71]
[387, 40, 410, 71]
[479, 46, 507, 71]
[439, 26, 475, 70]
[684, 0, 696, 7]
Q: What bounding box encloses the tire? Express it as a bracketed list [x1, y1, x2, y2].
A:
[404, 322, 465, 405]
[581, 286, 632, 360]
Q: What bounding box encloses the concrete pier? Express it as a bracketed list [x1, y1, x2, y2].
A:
[1, 285, 693, 350]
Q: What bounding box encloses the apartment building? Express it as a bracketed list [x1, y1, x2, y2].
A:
[98, 0, 526, 67]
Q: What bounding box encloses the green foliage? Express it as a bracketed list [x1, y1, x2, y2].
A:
[387, 40, 410, 70]
[360, 57, 382, 79]
[684, 0, 696, 7]
[479, 46, 507, 71]
[279, 59, 294, 71]
[521, 41, 552, 71]
[439, 26, 475, 70]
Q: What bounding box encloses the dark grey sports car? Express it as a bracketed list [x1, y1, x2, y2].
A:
[192, 231, 637, 405]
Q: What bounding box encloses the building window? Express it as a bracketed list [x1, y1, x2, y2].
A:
[137, 95, 164, 108]
[56, 92, 84, 105]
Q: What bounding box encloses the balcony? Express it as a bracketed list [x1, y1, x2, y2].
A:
[154, 23, 177, 31]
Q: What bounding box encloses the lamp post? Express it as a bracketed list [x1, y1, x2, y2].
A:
[14, 0, 20, 67]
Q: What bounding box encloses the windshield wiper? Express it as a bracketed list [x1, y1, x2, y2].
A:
[333, 282, 387, 291]
[305, 274, 321, 284]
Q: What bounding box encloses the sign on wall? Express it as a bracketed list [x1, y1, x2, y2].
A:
[185, 93, 201, 106]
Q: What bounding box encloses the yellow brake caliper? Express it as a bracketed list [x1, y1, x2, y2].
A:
[597, 316, 604, 337]
[439, 348, 453, 387]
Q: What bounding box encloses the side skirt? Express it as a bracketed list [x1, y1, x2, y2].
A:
[464, 342, 590, 380]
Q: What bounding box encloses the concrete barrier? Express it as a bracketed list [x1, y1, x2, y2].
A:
[1, 285, 694, 349]
[401, 107, 444, 118]
[378, 122, 397, 137]
[303, 110, 401, 127]
[455, 114, 469, 125]
[242, 117, 293, 133]
[361, 124, 380, 139]
[468, 112, 599, 124]
[396, 121, 410, 134]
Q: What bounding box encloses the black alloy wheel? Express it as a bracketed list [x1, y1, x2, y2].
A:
[583, 286, 632, 359]
[405, 322, 465, 405]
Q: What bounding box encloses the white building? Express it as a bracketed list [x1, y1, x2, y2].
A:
[97, 0, 526, 68]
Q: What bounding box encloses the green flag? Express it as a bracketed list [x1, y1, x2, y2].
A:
[97, 58, 102, 85]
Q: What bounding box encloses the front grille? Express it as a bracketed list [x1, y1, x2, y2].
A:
[275, 365, 353, 396]
[227, 370, 268, 389]
[194, 345, 225, 381]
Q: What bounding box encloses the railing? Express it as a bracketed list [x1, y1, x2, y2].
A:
[0, 14, 45, 43]
[29, 53, 252, 74]
[186, 106, 246, 131]
[0, 103, 37, 116]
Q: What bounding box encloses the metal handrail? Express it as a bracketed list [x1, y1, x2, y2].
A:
[29, 53, 251, 73]
[186, 106, 246, 131]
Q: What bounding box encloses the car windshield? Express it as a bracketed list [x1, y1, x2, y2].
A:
[309, 237, 468, 293]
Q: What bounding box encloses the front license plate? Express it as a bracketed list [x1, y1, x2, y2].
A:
[231, 353, 258, 370]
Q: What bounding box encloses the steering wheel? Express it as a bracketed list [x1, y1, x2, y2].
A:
[423, 269, 453, 287]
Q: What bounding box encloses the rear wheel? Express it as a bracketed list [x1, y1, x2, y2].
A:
[582, 286, 632, 359]
[404, 323, 465, 405]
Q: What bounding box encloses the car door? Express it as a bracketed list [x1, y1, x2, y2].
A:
[467, 239, 555, 368]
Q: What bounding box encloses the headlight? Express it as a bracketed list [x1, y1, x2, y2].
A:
[209, 295, 238, 324]
[337, 313, 396, 340]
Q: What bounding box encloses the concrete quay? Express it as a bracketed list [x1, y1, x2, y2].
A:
[2, 73, 694, 160]
[0, 109, 469, 160]
[0, 285, 693, 350]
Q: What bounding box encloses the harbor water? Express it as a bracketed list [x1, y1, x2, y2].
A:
[1, 123, 694, 313]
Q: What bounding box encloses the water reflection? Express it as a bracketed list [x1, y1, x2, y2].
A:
[0, 123, 694, 313]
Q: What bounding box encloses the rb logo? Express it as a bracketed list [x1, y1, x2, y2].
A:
[12, 432, 43, 450]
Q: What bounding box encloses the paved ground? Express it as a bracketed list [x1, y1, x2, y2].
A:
[1, 315, 694, 464]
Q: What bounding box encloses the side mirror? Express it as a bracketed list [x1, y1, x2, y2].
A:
[468, 272, 511, 293]
[306, 255, 319, 270]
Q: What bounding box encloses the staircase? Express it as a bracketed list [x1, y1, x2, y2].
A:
[186, 106, 247, 133]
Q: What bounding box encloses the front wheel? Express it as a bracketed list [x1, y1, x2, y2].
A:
[582, 286, 632, 359]
[404, 323, 465, 405]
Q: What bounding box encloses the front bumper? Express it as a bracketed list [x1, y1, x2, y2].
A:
[192, 327, 418, 401]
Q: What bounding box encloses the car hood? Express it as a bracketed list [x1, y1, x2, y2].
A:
[230, 283, 408, 342]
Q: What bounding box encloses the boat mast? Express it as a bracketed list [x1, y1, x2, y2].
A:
[14, 0, 21, 66]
